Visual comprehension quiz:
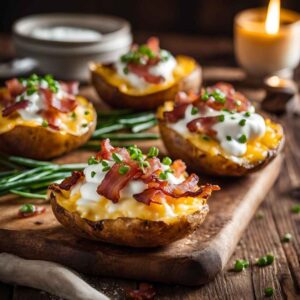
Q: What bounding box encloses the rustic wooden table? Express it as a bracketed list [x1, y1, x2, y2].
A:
[0, 33, 300, 300]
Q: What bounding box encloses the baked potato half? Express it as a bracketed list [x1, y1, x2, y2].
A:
[158, 83, 284, 177]
[90, 37, 202, 111]
[0, 75, 96, 159]
[49, 139, 219, 247]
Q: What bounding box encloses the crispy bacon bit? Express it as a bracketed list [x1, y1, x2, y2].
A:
[175, 91, 199, 105]
[42, 110, 60, 130]
[59, 81, 79, 95]
[127, 283, 156, 300]
[147, 37, 160, 54]
[97, 164, 141, 203]
[186, 116, 218, 136]
[163, 104, 189, 123]
[97, 139, 115, 160]
[202, 82, 251, 112]
[2, 100, 29, 117]
[134, 188, 163, 205]
[140, 157, 162, 180]
[0, 88, 12, 104]
[170, 159, 186, 178]
[128, 64, 164, 84]
[5, 78, 25, 96]
[59, 171, 83, 190]
[40, 88, 77, 113]
[18, 206, 46, 218]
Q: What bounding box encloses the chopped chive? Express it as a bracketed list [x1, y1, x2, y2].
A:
[239, 119, 246, 127]
[19, 203, 35, 213]
[234, 259, 249, 272]
[84, 111, 89, 115]
[147, 146, 159, 158]
[291, 204, 300, 213]
[71, 112, 77, 119]
[159, 172, 168, 180]
[91, 171, 96, 178]
[202, 92, 209, 101]
[238, 134, 247, 144]
[244, 112, 251, 117]
[257, 254, 274, 267]
[218, 114, 225, 122]
[191, 107, 199, 115]
[102, 166, 111, 172]
[282, 233, 292, 243]
[123, 66, 129, 74]
[226, 136, 232, 141]
[81, 123, 88, 128]
[202, 135, 210, 141]
[118, 164, 130, 175]
[42, 120, 48, 128]
[112, 153, 123, 163]
[88, 156, 99, 165]
[162, 157, 172, 166]
[264, 287, 274, 297]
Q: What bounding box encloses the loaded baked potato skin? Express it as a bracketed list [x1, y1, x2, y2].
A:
[90, 37, 202, 111]
[0, 117, 96, 160]
[91, 60, 202, 111]
[49, 139, 218, 247]
[158, 83, 284, 177]
[0, 75, 96, 159]
[50, 192, 208, 248]
[159, 122, 283, 177]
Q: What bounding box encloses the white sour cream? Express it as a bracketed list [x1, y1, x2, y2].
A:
[169, 104, 266, 157]
[75, 160, 185, 214]
[31, 26, 102, 42]
[115, 51, 177, 90]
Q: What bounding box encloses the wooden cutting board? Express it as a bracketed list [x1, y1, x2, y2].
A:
[0, 142, 283, 286]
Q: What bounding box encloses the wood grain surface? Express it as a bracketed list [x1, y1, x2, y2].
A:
[0, 33, 300, 299]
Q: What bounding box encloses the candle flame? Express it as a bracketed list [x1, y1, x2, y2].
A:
[265, 0, 280, 34]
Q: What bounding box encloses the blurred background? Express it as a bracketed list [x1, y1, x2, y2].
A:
[1, 0, 299, 35]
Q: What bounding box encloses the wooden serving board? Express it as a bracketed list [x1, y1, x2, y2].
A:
[0, 143, 283, 286]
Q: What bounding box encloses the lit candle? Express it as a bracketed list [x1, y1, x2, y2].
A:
[234, 0, 300, 78]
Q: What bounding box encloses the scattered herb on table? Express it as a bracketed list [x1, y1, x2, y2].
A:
[234, 259, 249, 272]
[264, 287, 274, 297]
[257, 254, 274, 267]
[282, 233, 292, 243]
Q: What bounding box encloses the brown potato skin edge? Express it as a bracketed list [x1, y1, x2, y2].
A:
[158, 121, 285, 177]
[50, 191, 209, 248]
[91, 61, 202, 111]
[0, 108, 97, 160]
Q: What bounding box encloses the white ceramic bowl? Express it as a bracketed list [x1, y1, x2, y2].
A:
[13, 14, 132, 81]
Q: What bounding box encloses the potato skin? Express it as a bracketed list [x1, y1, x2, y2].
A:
[50, 191, 209, 248]
[0, 108, 97, 160]
[158, 121, 284, 177]
[91, 59, 202, 111]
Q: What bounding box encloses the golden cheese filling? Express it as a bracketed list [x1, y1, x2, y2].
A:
[187, 119, 283, 163]
[55, 189, 207, 223]
[0, 95, 95, 136]
[91, 55, 197, 96]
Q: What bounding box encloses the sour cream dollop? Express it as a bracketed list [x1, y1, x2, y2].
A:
[169, 104, 266, 157]
[115, 50, 177, 90]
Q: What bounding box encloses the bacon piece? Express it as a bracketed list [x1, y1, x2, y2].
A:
[40, 88, 77, 113]
[186, 116, 218, 136]
[97, 163, 140, 203]
[59, 171, 83, 190]
[18, 206, 46, 218]
[201, 82, 251, 112]
[42, 110, 60, 130]
[96, 139, 115, 160]
[140, 157, 162, 181]
[170, 159, 186, 178]
[127, 283, 156, 300]
[175, 91, 199, 105]
[59, 81, 79, 95]
[147, 37, 160, 54]
[163, 103, 188, 123]
[0, 88, 12, 104]
[5, 78, 25, 96]
[133, 188, 163, 205]
[2, 100, 29, 117]
[128, 64, 164, 84]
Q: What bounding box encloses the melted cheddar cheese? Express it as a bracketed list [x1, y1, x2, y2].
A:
[55, 189, 207, 223]
[91, 55, 197, 96]
[0, 95, 95, 136]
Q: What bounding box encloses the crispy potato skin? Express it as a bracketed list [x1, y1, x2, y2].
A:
[158, 121, 284, 177]
[0, 108, 97, 160]
[91, 61, 202, 111]
[50, 191, 209, 248]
